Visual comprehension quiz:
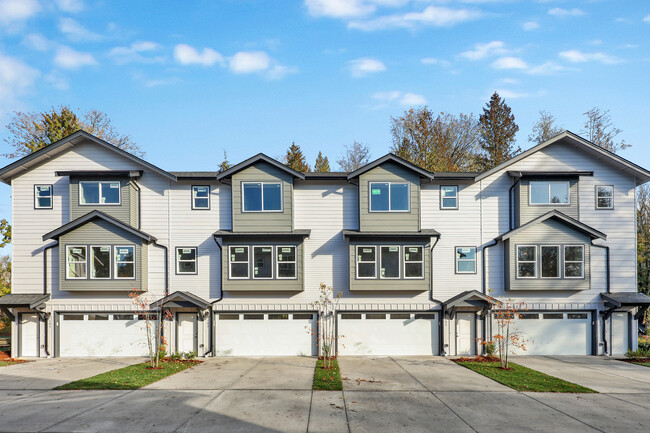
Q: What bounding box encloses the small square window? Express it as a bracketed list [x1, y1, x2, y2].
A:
[34, 185, 53, 209]
[176, 247, 198, 274]
[192, 186, 210, 209]
[596, 186, 613, 209]
[440, 185, 458, 209]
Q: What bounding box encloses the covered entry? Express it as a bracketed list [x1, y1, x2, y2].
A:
[443, 291, 493, 356]
[0, 294, 50, 358]
[601, 292, 650, 355]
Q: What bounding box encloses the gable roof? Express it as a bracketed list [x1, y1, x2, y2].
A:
[43, 210, 156, 242]
[475, 130, 650, 185]
[347, 153, 434, 180]
[150, 291, 210, 310]
[442, 290, 494, 309]
[217, 153, 305, 180]
[496, 210, 606, 241]
[0, 294, 50, 310]
[0, 130, 177, 185]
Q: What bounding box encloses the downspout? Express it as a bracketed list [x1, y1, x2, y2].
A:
[592, 240, 610, 355]
[428, 237, 446, 355]
[42, 241, 58, 357]
[508, 178, 521, 231]
[208, 235, 225, 357]
[482, 239, 499, 355]
[132, 179, 142, 230]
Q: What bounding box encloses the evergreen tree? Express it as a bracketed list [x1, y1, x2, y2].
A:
[314, 151, 331, 172]
[284, 142, 310, 172]
[219, 150, 231, 172]
[476, 92, 520, 170]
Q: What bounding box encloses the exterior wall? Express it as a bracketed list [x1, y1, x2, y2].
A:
[231, 162, 293, 233]
[69, 177, 133, 224]
[515, 177, 579, 226]
[359, 162, 420, 232]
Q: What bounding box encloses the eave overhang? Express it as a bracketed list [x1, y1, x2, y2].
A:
[56, 170, 144, 178]
[496, 210, 606, 241]
[213, 230, 311, 240]
[150, 291, 210, 310]
[507, 170, 594, 178]
[342, 229, 440, 240]
[43, 210, 156, 242]
[217, 153, 305, 180]
[347, 154, 434, 181]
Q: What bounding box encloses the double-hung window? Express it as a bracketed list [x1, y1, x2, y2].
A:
[356, 246, 376, 279]
[79, 181, 121, 205]
[440, 186, 458, 209]
[253, 246, 273, 279]
[66, 246, 87, 279]
[517, 245, 537, 278]
[192, 186, 210, 209]
[456, 247, 477, 273]
[242, 182, 282, 212]
[34, 185, 53, 209]
[176, 247, 198, 274]
[596, 186, 613, 209]
[90, 246, 111, 279]
[114, 246, 135, 279]
[276, 246, 297, 279]
[404, 246, 424, 279]
[540, 245, 560, 278]
[530, 181, 569, 205]
[380, 246, 400, 279]
[229, 246, 249, 279]
[564, 245, 584, 278]
[369, 182, 409, 212]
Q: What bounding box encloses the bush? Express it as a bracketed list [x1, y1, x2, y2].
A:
[169, 351, 182, 361]
[183, 351, 197, 360]
[485, 342, 496, 357]
[625, 347, 650, 359]
[157, 345, 167, 360]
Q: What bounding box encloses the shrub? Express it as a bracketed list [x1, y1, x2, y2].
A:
[183, 351, 197, 360]
[625, 347, 650, 359]
[157, 344, 167, 360]
[485, 342, 496, 356]
[169, 351, 182, 361]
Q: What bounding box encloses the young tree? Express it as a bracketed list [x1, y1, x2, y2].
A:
[476, 92, 520, 171]
[3, 105, 143, 159]
[284, 142, 311, 172]
[528, 110, 563, 145]
[311, 283, 342, 369]
[390, 107, 480, 172]
[0, 220, 10, 247]
[314, 151, 331, 172]
[638, 185, 650, 298]
[129, 289, 164, 368]
[581, 107, 630, 153]
[491, 298, 529, 369]
[219, 150, 231, 172]
[337, 141, 371, 172]
[0, 256, 11, 333]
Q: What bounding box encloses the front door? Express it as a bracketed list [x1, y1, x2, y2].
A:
[177, 313, 197, 354]
[20, 314, 39, 357]
[611, 312, 629, 355]
[456, 313, 476, 356]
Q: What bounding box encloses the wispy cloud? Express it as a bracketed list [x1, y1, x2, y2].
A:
[54, 46, 98, 69]
[527, 61, 572, 75]
[559, 50, 622, 64]
[459, 41, 508, 60]
[56, 0, 84, 13]
[0, 53, 40, 115]
[349, 5, 480, 31]
[494, 89, 532, 99]
[348, 57, 386, 77]
[0, 0, 40, 26]
[229, 51, 297, 80]
[109, 41, 164, 64]
[522, 21, 539, 30]
[492, 56, 528, 70]
[372, 90, 427, 107]
[58, 17, 102, 41]
[305, 0, 377, 18]
[173, 44, 224, 66]
[421, 57, 451, 67]
[22, 33, 51, 51]
[548, 8, 585, 17]
[644, 15, 650, 23]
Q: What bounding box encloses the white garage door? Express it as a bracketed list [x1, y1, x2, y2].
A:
[215, 312, 317, 356]
[496, 311, 592, 355]
[338, 312, 439, 356]
[59, 313, 150, 357]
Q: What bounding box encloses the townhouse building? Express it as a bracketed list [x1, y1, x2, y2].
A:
[1, 130, 649, 358]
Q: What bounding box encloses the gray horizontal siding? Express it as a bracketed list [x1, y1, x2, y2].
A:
[70, 177, 133, 225]
[517, 177, 578, 226]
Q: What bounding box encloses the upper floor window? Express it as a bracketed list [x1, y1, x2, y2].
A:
[80, 181, 121, 205]
[596, 185, 613, 209]
[229, 246, 249, 279]
[356, 246, 377, 279]
[253, 246, 273, 279]
[176, 247, 198, 274]
[66, 245, 87, 279]
[404, 246, 424, 279]
[530, 181, 569, 205]
[540, 245, 560, 279]
[114, 246, 135, 279]
[517, 245, 537, 278]
[456, 247, 477, 274]
[34, 185, 53, 209]
[228, 245, 298, 280]
[90, 246, 111, 279]
[277, 246, 297, 279]
[564, 245, 584, 278]
[380, 246, 400, 279]
[242, 182, 282, 212]
[355, 244, 424, 280]
[369, 182, 409, 212]
[192, 186, 210, 210]
[440, 186, 458, 209]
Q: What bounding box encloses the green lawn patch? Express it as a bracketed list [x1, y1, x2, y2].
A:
[313, 358, 342, 391]
[55, 360, 201, 390]
[456, 361, 596, 393]
[0, 361, 21, 367]
[631, 362, 650, 367]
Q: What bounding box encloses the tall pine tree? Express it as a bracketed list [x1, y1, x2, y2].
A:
[284, 142, 310, 172]
[314, 151, 330, 172]
[476, 92, 520, 170]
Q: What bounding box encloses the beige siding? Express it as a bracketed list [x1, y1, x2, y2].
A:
[516, 177, 579, 226]
[69, 178, 132, 224]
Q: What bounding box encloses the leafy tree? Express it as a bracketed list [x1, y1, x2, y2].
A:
[581, 107, 630, 153]
[390, 107, 480, 172]
[528, 110, 563, 145]
[0, 256, 10, 333]
[219, 150, 231, 172]
[638, 185, 650, 298]
[475, 92, 520, 171]
[4, 105, 143, 159]
[284, 142, 310, 172]
[337, 141, 371, 172]
[314, 151, 331, 172]
[0, 220, 9, 248]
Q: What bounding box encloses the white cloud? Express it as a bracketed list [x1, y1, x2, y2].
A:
[548, 8, 585, 17]
[54, 46, 98, 69]
[421, 57, 451, 67]
[58, 17, 102, 41]
[492, 56, 528, 70]
[109, 41, 163, 64]
[494, 89, 530, 99]
[266, 64, 298, 80]
[349, 5, 480, 31]
[229, 51, 271, 74]
[45, 72, 70, 91]
[644, 15, 650, 23]
[348, 57, 386, 77]
[22, 33, 51, 51]
[0, 53, 40, 116]
[522, 21, 539, 30]
[459, 41, 508, 60]
[0, 0, 40, 25]
[400, 92, 427, 105]
[56, 0, 84, 13]
[372, 90, 426, 107]
[559, 50, 622, 64]
[527, 61, 572, 75]
[305, 0, 376, 18]
[173, 44, 223, 66]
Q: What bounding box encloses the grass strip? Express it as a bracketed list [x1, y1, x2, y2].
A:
[55, 360, 201, 390]
[313, 358, 342, 391]
[456, 361, 596, 393]
[0, 361, 21, 367]
[631, 362, 650, 367]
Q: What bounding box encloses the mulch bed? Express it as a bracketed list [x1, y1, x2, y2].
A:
[453, 355, 501, 363]
[0, 351, 27, 363]
[621, 358, 650, 364]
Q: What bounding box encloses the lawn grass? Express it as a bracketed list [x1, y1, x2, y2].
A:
[0, 361, 21, 367]
[55, 360, 201, 390]
[631, 362, 650, 367]
[313, 358, 342, 391]
[456, 361, 596, 393]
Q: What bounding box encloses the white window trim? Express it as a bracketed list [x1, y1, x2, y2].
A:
[176, 247, 198, 275]
[241, 182, 283, 213]
[595, 185, 614, 209]
[252, 245, 274, 279]
[403, 245, 424, 279]
[79, 181, 122, 206]
[114, 245, 136, 280]
[455, 246, 477, 274]
[368, 182, 410, 213]
[228, 246, 250, 279]
[66, 245, 87, 280]
[564, 244, 585, 279]
[379, 245, 401, 279]
[191, 186, 210, 210]
[516, 245, 537, 279]
[540, 245, 561, 279]
[276, 245, 297, 280]
[356, 245, 377, 279]
[529, 181, 570, 206]
[34, 184, 53, 209]
[440, 185, 459, 210]
[90, 245, 112, 280]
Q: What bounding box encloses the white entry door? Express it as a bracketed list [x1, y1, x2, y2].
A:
[456, 313, 476, 356]
[20, 314, 39, 357]
[177, 313, 197, 353]
[610, 312, 629, 355]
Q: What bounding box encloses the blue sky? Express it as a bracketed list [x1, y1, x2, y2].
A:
[0, 0, 649, 253]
